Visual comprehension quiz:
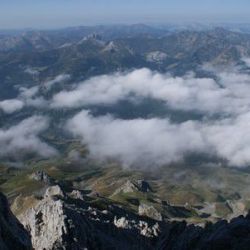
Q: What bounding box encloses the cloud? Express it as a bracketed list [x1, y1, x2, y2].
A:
[66, 110, 250, 167]
[19, 86, 48, 108]
[4, 67, 250, 167]
[0, 86, 48, 114]
[203, 113, 250, 166]
[19, 86, 39, 99]
[0, 116, 57, 159]
[44, 74, 71, 90]
[52, 69, 220, 110]
[52, 68, 250, 116]
[242, 58, 250, 67]
[66, 110, 206, 166]
[0, 73, 71, 114]
[0, 99, 24, 114]
[52, 67, 250, 168]
[24, 67, 39, 76]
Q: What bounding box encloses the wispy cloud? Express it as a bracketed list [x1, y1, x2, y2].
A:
[0, 116, 57, 159]
[24, 67, 39, 76]
[44, 74, 70, 90]
[0, 73, 70, 114]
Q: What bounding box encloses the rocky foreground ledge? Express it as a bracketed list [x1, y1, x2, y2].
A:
[19, 185, 161, 250]
[2, 183, 250, 249]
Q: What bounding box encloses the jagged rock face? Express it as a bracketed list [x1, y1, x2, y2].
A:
[18, 184, 250, 250]
[21, 186, 161, 250]
[0, 192, 32, 250]
[21, 189, 95, 250]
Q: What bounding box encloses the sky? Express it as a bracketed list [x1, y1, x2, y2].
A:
[0, 0, 250, 29]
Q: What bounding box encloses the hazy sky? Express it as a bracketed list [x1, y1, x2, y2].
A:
[0, 0, 250, 29]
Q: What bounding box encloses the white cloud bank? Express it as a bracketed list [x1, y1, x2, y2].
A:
[51, 67, 250, 167]
[0, 116, 57, 159]
[67, 110, 250, 167]
[67, 110, 206, 166]
[3, 68, 250, 167]
[0, 99, 24, 114]
[52, 68, 250, 116]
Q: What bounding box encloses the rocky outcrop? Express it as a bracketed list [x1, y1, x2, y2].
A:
[139, 203, 163, 221]
[0, 192, 32, 250]
[21, 186, 95, 250]
[114, 216, 160, 238]
[44, 185, 65, 198]
[68, 190, 85, 200]
[21, 186, 162, 250]
[30, 170, 55, 185]
[16, 183, 250, 250]
[113, 179, 152, 195]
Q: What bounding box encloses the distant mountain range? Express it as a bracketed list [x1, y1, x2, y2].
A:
[1, 25, 250, 100]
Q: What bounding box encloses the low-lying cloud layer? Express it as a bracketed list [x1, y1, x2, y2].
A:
[67, 110, 250, 167]
[67, 110, 206, 166]
[0, 116, 57, 159]
[3, 66, 250, 167]
[52, 68, 250, 116]
[50, 66, 250, 167]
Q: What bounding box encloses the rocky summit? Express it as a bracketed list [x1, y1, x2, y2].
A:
[1, 182, 250, 249]
[20, 185, 162, 250]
